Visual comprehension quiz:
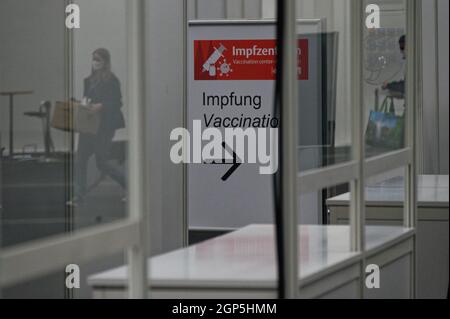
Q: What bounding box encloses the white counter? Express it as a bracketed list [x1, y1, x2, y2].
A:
[327, 174, 449, 299]
[328, 175, 448, 208]
[89, 224, 414, 299]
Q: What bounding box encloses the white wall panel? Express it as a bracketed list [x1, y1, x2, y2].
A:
[190, 0, 262, 20]
[145, 0, 186, 253]
[262, 0, 275, 19]
[226, 0, 243, 19]
[332, 0, 352, 147]
[196, 0, 226, 19]
[187, 0, 197, 20]
[243, 0, 262, 19]
[421, 0, 440, 173]
[437, 0, 449, 174]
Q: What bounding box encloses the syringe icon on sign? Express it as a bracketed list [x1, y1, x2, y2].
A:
[202, 44, 226, 76]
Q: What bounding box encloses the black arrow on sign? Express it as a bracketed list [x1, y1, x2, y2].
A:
[203, 141, 241, 181]
[220, 142, 241, 181]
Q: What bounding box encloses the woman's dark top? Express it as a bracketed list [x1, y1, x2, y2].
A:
[83, 74, 125, 132]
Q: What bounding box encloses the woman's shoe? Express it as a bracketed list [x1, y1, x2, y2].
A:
[66, 195, 84, 207]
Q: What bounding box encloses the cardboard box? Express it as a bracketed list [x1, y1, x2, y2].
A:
[51, 101, 100, 134]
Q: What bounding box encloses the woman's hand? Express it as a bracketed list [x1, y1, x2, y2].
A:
[88, 103, 103, 114]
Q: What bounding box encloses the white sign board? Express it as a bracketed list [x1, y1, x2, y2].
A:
[187, 20, 327, 228]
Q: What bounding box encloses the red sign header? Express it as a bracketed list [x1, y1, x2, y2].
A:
[194, 39, 309, 81]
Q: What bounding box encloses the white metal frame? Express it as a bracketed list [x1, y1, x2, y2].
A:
[0, 0, 149, 299]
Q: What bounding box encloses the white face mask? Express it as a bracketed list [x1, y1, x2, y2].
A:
[92, 60, 104, 71]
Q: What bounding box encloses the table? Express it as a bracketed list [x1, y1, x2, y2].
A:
[327, 175, 449, 299]
[0, 90, 34, 156]
[89, 224, 415, 299]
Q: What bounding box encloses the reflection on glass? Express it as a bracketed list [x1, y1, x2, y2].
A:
[363, 168, 406, 227]
[69, 48, 127, 207]
[69, 46, 129, 231]
[296, 11, 353, 172]
[326, 168, 408, 227]
[300, 182, 350, 225]
[365, 32, 406, 155]
[1, 0, 69, 249]
[0, 1, 129, 249]
[363, 1, 407, 157]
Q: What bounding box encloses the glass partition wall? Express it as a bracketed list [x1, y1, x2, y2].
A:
[292, 0, 419, 298]
[0, 0, 419, 299]
[0, 0, 149, 298]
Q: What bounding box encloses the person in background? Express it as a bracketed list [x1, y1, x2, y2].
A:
[382, 35, 406, 97]
[68, 48, 126, 206]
